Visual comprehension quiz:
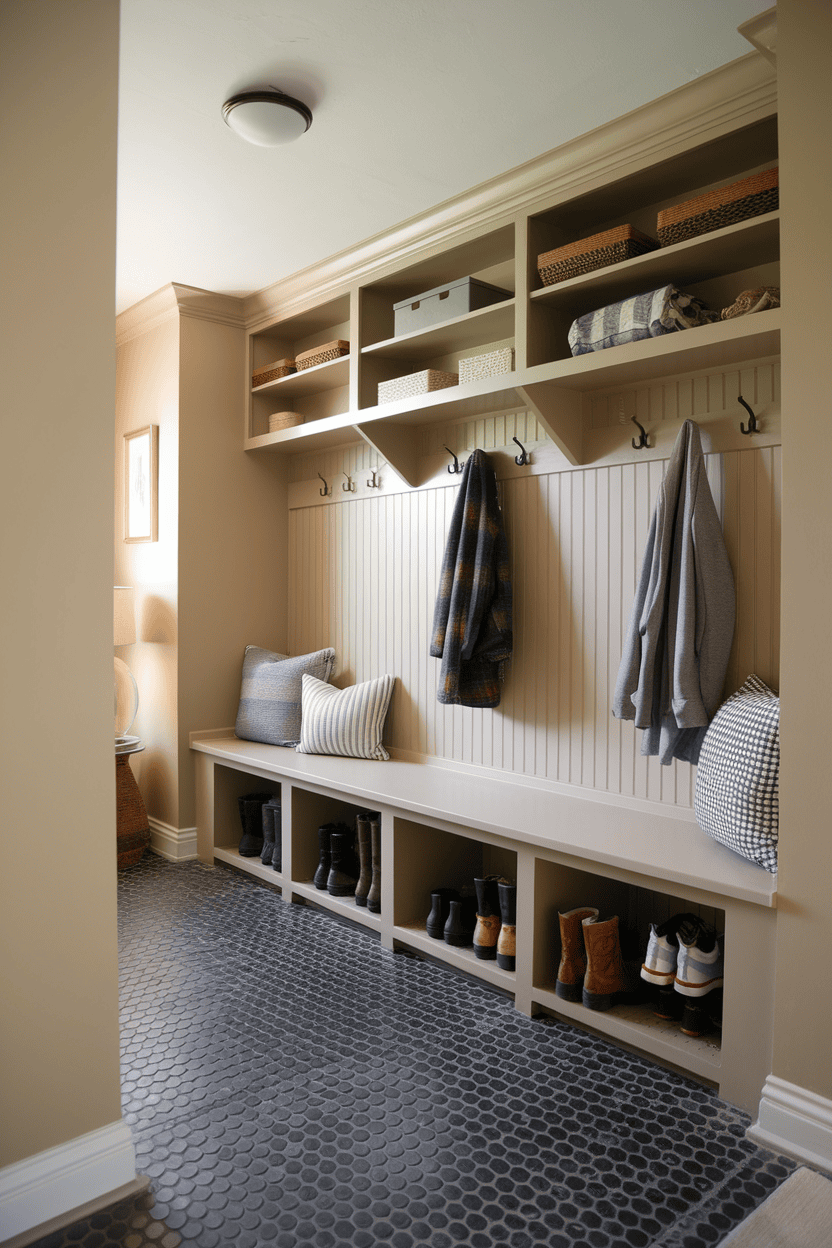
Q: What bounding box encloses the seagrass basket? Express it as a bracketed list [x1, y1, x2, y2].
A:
[537, 225, 658, 286]
[657, 167, 779, 247]
[252, 358, 296, 387]
[295, 340, 350, 371]
[268, 411, 304, 432]
[378, 369, 458, 404]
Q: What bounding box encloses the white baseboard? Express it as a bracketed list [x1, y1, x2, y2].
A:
[149, 817, 197, 861]
[0, 1121, 137, 1241]
[748, 1075, 832, 1174]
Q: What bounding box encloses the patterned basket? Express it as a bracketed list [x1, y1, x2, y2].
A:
[268, 411, 304, 432]
[657, 167, 778, 247]
[459, 348, 514, 384]
[252, 358, 296, 387]
[378, 369, 458, 404]
[537, 225, 658, 286]
[295, 340, 350, 371]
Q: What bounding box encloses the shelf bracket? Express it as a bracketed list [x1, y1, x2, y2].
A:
[353, 419, 420, 488]
[516, 383, 583, 465]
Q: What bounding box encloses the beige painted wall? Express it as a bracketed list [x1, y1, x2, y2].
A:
[115, 316, 181, 829]
[0, 0, 123, 1166]
[772, 0, 832, 1099]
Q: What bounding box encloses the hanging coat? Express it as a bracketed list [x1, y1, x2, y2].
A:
[613, 419, 735, 765]
[430, 448, 512, 707]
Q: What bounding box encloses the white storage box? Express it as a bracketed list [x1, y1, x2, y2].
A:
[458, 348, 514, 385]
[393, 277, 511, 337]
[378, 369, 458, 404]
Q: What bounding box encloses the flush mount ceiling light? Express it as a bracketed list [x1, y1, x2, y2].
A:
[221, 87, 313, 146]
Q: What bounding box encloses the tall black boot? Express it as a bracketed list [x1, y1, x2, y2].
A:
[313, 824, 334, 889]
[238, 792, 271, 857]
[496, 880, 517, 971]
[327, 828, 358, 897]
[354, 813, 372, 907]
[473, 875, 502, 960]
[366, 812, 382, 914]
[262, 798, 282, 871]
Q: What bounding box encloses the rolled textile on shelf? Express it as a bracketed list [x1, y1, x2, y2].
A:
[567, 285, 718, 357]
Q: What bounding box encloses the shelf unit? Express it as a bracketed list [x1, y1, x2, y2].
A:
[192, 733, 776, 1114]
[243, 113, 780, 484]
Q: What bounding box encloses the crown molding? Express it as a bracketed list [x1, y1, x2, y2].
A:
[739, 7, 777, 66]
[116, 283, 245, 346]
[242, 53, 776, 332]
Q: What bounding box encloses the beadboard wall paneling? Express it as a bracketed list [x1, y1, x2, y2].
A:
[288, 443, 780, 811]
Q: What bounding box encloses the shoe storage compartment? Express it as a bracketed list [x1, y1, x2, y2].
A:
[391, 815, 518, 990]
[289, 784, 382, 931]
[209, 762, 284, 887]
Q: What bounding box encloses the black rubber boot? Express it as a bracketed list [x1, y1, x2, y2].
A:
[354, 814, 372, 906]
[313, 824, 334, 889]
[496, 880, 517, 971]
[444, 897, 476, 947]
[366, 812, 382, 914]
[426, 888, 459, 939]
[327, 829, 358, 897]
[238, 792, 272, 857]
[262, 798, 282, 871]
[473, 875, 502, 960]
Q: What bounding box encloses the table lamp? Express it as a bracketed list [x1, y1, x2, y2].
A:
[114, 585, 138, 740]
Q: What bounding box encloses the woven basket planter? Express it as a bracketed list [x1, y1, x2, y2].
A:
[378, 369, 458, 404]
[268, 411, 304, 432]
[657, 167, 779, 247]
[538, 225, 658, 286]
[459, 348, 514, 384]
[295, 340, 350, 371]
[252, 358, 296, 387]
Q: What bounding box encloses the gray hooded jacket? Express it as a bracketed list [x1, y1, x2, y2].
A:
[612, 419, 735, 765]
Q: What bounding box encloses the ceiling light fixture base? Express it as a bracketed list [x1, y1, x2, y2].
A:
[221, 87, 313, 147]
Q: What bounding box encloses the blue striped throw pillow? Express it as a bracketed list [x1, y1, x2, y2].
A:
[235, 646, 336, 747]
[296, 673, 396, 761]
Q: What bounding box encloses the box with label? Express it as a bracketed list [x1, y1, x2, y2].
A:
[393, 277, 511, 337]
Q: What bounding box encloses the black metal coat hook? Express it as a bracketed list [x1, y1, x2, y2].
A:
[513, 437, 531, 466]
[631, 417, 650, 450]
[444, 446, 465, 474]
[738, 395, 759, 435]
[317, 473, 331, 496]
[342, 472, 356, 493]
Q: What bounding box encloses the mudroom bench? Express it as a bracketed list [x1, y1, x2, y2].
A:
[191, 729, 776, 1113]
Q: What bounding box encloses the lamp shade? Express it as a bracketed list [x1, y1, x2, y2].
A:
[222, 88, 312, 146]
[114, 586, 136, 647]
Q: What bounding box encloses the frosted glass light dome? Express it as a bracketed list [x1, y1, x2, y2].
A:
[222, 89, 312, 147]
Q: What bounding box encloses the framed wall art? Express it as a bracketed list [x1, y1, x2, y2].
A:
[123, 424, 158, 543]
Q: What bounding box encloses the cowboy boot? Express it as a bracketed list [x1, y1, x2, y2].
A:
[496, 880, 517, 971]
[366, 813, 382, 914]
[555, 906, 599, 1001]
[237, 792, 271, 857]
[354, 813, 372, 906]
[426, 888, 459, 939]
[582, 914, 636, 1011]
[473, 876, 502, 960]
[327, 828, 358, 897]
[313, 823, 334, 889]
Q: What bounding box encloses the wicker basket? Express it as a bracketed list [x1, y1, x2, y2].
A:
[538, 225, 658, 286]
[268, 411, 304, 432]
[252, 358, 296, 387]
[459, 348, 514, 385]
[378, 369, 458, 404]
[295, 340, 350, 371]
[657, 167, 779, 247]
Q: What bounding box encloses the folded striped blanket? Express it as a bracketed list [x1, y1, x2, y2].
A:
[568, 285, 717, 356]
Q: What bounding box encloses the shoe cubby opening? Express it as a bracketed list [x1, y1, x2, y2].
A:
[533, 857, 725, 1057]
[288, 787, 382, 927]
[210, 764, 283, 886]
[392, 817, 516, 932]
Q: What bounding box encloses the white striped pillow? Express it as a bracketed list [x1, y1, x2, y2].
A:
[296, 673, 396, 761]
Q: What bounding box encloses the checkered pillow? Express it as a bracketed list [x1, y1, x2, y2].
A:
[694, 675, 779, 873]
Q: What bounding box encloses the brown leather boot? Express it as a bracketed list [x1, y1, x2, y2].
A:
[555, 906, 599, 1001]
[582, 914, 635, 1011]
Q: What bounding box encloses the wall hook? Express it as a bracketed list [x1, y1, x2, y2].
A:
[631, 417, 650, 450]
[317, 473, 331, 497]
[444, 446, 465, 474]
[513, 437, 531, 466]
[342, 472, 356, 493]
[367, 469, 381, 489]
[738, 395, 759, 435]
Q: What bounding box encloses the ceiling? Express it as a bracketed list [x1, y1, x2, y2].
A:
[116, 0, 773, 315]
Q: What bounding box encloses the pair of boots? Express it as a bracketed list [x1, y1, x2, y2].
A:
[556, 907, 637, 1011]
[238, 792, 276, 860]
[641, 913, 724, 1036]
[426, 878, 516, 971]
[314, 814, 381, 912]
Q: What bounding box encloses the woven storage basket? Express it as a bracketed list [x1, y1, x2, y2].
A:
[538, 225, 658, 286]
[295, 340, 350, 371]
[459, 348, 514, 385]
[378, 369, 458, 404]
[268, 411, 304, 432]
[252, 358, 296, 387]
[657, 167, 778, 247]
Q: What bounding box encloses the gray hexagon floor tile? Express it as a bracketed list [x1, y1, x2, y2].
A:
[27, 855, 798, 1247]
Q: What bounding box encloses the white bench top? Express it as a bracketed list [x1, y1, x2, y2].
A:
[191, 732, 776, 909]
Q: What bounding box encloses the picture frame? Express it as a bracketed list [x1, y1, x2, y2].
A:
[124, 425, 158, 543]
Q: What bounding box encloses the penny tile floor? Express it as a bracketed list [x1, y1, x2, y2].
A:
[28, 854, 795, 1247]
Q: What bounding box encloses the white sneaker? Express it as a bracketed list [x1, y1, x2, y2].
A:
[640, 913, 699, 986]
[674, 924, 724, 997]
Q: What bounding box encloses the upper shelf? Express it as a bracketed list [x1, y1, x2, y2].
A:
[362, 299, 516, 361]
[252, 354, 350, 399]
